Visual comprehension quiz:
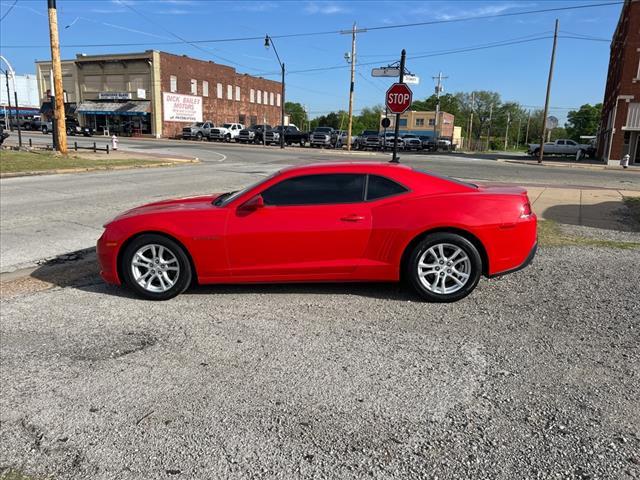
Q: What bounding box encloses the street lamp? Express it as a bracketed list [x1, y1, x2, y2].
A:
[264, 34, 285, 149]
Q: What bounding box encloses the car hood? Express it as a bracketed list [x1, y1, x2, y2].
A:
[106, 194, 221, 225]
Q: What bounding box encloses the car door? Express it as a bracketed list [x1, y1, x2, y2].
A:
[225, 173, 372, 279]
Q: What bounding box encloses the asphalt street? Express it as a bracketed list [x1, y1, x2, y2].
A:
[2, 133, 639, 272]
[1, 245, 638, 479]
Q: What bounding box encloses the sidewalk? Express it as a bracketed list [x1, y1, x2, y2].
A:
[527, 186, 640, 230]
[497, 158, 640, 172]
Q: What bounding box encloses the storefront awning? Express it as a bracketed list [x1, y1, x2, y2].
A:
[76, 101, 150, 116]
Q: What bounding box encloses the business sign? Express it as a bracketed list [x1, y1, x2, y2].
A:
[98, 92, 132, 100]
[163, 92, 202, 123]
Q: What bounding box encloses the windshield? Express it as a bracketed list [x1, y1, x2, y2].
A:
[314, 127, 332, 133]
[191, 123, 204, 127]
[214, 172, 280, 207]
[222, 123, 232, 128]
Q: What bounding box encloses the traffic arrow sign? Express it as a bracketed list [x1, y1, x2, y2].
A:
[385, 83, 413, 114]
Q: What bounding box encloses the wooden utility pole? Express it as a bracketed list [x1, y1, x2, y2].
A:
[524, 110, 531, 145]
[467, 92, 475, 151]
[485, 103, 493, 151]
[432, 71, 448, 141]
[504, 111, 511, 150]
[539, 19, 559, 164]
[346, 23, 357, 151]
[47, 0, 67, 154]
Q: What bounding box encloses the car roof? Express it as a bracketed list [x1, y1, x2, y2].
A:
[279, 161, 413, 176]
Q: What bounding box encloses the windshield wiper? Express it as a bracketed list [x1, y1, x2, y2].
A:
[213, 191, 236, 206]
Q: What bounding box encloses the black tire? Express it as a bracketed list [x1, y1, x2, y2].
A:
[225, 134, 231, 143]
[532, 148, 540, 157]
[42, 126, 48, 134]
[121, 234, 192, 301]
[405, 232, 482, 303]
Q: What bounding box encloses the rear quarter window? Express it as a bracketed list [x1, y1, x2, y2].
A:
[366, 175, 408, 201]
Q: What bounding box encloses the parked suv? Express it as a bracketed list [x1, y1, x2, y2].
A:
[182, 121, 214, 140]
[237, 124, 271, 144]
[402, 134, 422, 151]
[310, 127, 339, 148]
[419, 135, 437, 152]
[209, 123, 244, 142]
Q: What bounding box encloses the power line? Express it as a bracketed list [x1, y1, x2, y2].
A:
[0, 0, 18, 22]
[0, 1, 622, 49]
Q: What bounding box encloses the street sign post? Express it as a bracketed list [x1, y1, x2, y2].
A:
[371, 67, 401, 77]
[385, 83, 413, 114]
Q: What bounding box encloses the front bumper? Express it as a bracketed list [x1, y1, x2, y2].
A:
[96, 230, 121, 285]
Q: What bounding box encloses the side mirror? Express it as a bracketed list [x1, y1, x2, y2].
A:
[242, 194, 264, 211]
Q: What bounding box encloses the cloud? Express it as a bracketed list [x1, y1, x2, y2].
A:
[304, 1, 348, 15]
[415, 2, 536, 21]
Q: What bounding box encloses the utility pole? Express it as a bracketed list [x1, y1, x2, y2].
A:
[539, 18, 559, 164]
[4, 70, 13, 132]
[504, 111, 511, 150]
[345, 23, 357, 151]
[390, 49, 406, 164]
[432, 71, 448, 141]
[467, 92, 475, 151]
[524, 110, 531, 145]
[515, 116, 522, 150]
[486, 103, 493, 151]
[47, 0, 67, 154]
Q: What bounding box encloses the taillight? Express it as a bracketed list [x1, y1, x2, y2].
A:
[521, 202, 533, 217]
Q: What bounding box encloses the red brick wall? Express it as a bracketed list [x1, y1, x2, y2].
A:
[597, 0, 640, 161]
[158, 52, 282, 138]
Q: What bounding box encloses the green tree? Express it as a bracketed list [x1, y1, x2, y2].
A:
[411, 93, 460, 122]
[456, 91, 501, 144]
[285, 102, 306, 129]
[565, 103, 602, 141]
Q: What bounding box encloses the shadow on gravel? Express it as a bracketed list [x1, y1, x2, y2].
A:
[25, 248, 416, 301]
[543, 201, 640, 231]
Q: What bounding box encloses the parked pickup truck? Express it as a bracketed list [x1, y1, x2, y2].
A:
[209, 123, 244, 142]
[274, 125, 309, 146]
[237, 124, 271, 144]
[182, 121, 214, 140]
[310, 127, 339, 148]
[528, 138, 593, 159]
[355, 130, 381, 150]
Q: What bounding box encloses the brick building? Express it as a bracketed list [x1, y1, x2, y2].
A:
[35, 51, 282, 138]
[597, 0, 640, 164]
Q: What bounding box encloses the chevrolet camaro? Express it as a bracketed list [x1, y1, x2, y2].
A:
[97, 162, 537, 302]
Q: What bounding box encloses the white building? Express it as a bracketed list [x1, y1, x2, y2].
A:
[1, 73, 40, 116]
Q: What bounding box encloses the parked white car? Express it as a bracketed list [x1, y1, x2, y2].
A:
[209, 123, 244, 142]
[528, 139, 592, 158]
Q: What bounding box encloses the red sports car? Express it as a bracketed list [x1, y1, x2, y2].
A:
[97, 162, 537, 302]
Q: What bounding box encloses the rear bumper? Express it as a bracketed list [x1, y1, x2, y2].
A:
[488, 241, 537, 278]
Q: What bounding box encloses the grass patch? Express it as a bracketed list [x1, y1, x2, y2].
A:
[0, 470, 40, 480]
[0, 150, 166, 175]
[623, 196, 640, 224]
[538, 220, 640, 250]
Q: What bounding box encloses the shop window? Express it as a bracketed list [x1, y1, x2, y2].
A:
[235, 86, 241, 101]
[84, 75, 102, 92]
[415, 118, 425, 127]
[250, 89, 255, 103]
[203, 81, 209, 97]
[428, 118, 435, 126]
[399, 118, 407, 127]
[217, 83, 223, 99]
[190, 79, 197, 95]
[276, 93, 281, 107]
[170, 75, 177, 93]
[270, 92, 274, 106]
[227, 85, 233, 100]
[130, 75, 148, 91]
[105, 75, 125, 91]
[257, 90, 262, 104]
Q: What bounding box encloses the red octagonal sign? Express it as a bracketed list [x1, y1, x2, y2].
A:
[386, 83, 413, 114]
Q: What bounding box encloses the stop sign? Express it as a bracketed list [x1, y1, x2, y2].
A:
[386, 83, 413, 114]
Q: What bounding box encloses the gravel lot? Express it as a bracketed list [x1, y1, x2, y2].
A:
[1, 245, 639, 479]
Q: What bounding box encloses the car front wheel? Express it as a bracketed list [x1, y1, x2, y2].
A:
[121, 234, 192, 300]
[406, 232, 482, 302]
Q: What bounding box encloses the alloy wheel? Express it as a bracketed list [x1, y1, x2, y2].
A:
[131, 244, 180, 293]
[417, 243, 471, 295]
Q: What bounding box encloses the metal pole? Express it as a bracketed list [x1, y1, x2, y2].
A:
[467, 92, 475, 151]
[14, 90, 22, 147]
[390, 49, 406, 164]
[505, 111, 510, 150]
[346, 22, 356, 151]
[4, 70, 13, 132]
[524, 110, 531, 145]
[281, 62, 285, 149]
[516, 117, 522, 150]
[486, 103, 493, 151]
[47, 0, 67, 154]
[539, 19, 559, 164]
[432, 72, 447, 143]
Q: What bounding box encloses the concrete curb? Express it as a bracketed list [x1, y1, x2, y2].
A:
[496, 158, 640, 173]
[0, 158, 200, 179]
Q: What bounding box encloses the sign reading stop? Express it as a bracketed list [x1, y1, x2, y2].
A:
[386, 83, 413, 114]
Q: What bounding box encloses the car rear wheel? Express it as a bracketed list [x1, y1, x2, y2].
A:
[406, 233, 482, 302]
[121, 234, 192, 300]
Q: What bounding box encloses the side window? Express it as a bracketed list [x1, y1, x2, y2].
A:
[557, 140, 565, 145]
[366, 175, 408, 201]
[566, 140, 576, 146]
[261, 174, 365, 206]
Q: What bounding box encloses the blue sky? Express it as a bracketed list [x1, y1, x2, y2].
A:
[0, 0, 622, 121]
